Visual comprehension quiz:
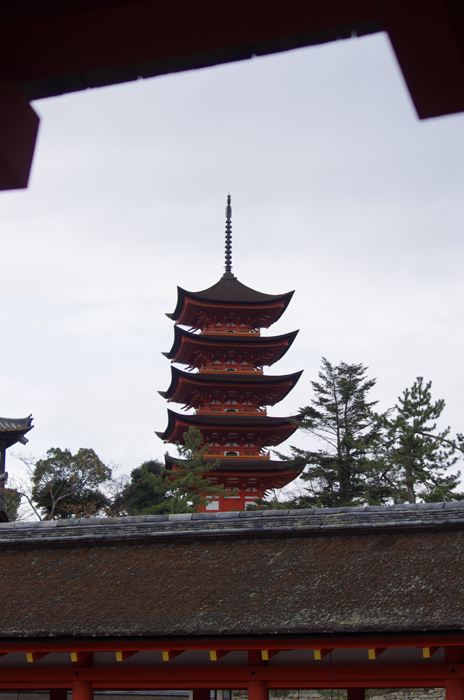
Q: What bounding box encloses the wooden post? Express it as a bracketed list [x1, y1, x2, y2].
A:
[192, 690, 210, 700]
[446, 680, 464, 700]
[248, 681, 268, 700]
[73, 681, 93, 700]
[0, 80, 39, 190]
[348, 689, 365, 700]
[446, 648, 464, 663]
[50, 690, 68, 700]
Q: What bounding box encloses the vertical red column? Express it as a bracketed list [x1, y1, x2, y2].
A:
[446, 680, 464, 700]
[192, 690, 211, 700]
[348, 689, 365, 700]
[51, 690, 68, 700]
[248, 681, 268, 700]
[73, 681, 93, 700]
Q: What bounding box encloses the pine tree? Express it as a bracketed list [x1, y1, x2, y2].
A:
[286, 358, 387, 508]
[143, 427, 232, 514]
[383, 377, 462, 503]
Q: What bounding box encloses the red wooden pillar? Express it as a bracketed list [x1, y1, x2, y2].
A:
[0, 80, 39, 190]
[73, 681, 93, 700]
[348, 689, 365, 700]
[446, 680, 464, 700]
[248, 681, 268, 700]
[51, 690, 68, 700]
[192, 690, 210, 700]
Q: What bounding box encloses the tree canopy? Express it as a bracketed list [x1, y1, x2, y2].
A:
[30, 447, 112, 519]
[282, 358, 386, 508]
[381, 376, 463, 503]
[110, 459, 166, 515]
[139, 427, 231, 514]
[278, 360, 463, 509]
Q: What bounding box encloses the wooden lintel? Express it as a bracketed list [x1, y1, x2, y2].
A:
[70, 652, 93, 667]
[116, 651, 138, 662]
[368, 648, 387, 660]
[162, 650, 185, 662]
[261, 650, 284, 661]
[314, 649, 333, 661]
[210, 650, 231, 661]
[423, 647, 440, 659]
[26, 652, 49, 663]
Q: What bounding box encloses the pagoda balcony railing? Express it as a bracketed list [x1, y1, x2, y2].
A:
[204, 450, 271, 459]
[196, 406, 266, 415]
[202, 327, 260, 335]
[200, 365, 264, 373]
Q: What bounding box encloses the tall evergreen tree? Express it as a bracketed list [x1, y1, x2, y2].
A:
[285, 358, 387, 508]
[383, 377, 462, 503]
[140, 427, 233, 514]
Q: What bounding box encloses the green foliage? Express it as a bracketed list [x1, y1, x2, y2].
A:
[143, 427, 231, 514]
[382, 377, 463, 503]
[31, 447, 112, 519]
[110, 460, 166, 515]
[285, 358, 386, 508]
[3, 489, 21, 521]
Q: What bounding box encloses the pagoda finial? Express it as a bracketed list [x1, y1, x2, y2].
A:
[223, 194, 236, 279]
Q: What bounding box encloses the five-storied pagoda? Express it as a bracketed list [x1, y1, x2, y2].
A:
[158, 197, 302, 511]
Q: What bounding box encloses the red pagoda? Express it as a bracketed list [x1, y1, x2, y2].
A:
[158, 197, 302, 511]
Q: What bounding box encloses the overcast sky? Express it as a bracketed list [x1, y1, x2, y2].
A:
[2, 31, 464, 490]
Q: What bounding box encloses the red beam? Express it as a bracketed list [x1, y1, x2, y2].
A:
[0, 635, 463, 654]
[0, 663, 460, 686]
[115, 652, 138, 662]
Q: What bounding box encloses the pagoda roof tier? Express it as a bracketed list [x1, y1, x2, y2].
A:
[166, 277, 294, 329]
[159, 366, 303, 408]
[157, 410, 297, 446]
[168, 456, 302, 475]
[163, 326, 299, 368]
[0, 415, 33, 450]
[167, 458, 301, 489]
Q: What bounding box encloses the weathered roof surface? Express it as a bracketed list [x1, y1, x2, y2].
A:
[0, 415, 33, 449]
[159, 366, 303, 405]
[167, 278, 294, 317]
[157, 409, 297, 444]
[1, 503, 464, 640]
[163, 326, 298, 366]
[170, 457, 301, 474]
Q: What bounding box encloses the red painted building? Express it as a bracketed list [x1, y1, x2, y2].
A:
[0, 503, 464, 700]
[158, 197, 302, 511]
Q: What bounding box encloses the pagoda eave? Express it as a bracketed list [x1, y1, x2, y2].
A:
[0, 415, 33, 450]
[167, 281, 294, 329]
[160, 367, 303, 408]
[167, 456, 302, 474]
[158, 410, 297, 446]
[210, 470, 301, 489]
[164, 326, 299, 368]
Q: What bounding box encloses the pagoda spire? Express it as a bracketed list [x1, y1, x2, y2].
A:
[223, 194, 236, 279]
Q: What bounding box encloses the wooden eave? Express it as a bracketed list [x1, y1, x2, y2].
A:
[163, 326, 299, 368]
[208, 469, 301, 489]
[167, 456, 303, 475]
[0, 415, 33, 449]
[157, 410, 297, 446]
[166, 280, 294, 328]
[3, 0, 464, 190]
[5, 0, 464, 122]
[159, 367, 303, 407]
